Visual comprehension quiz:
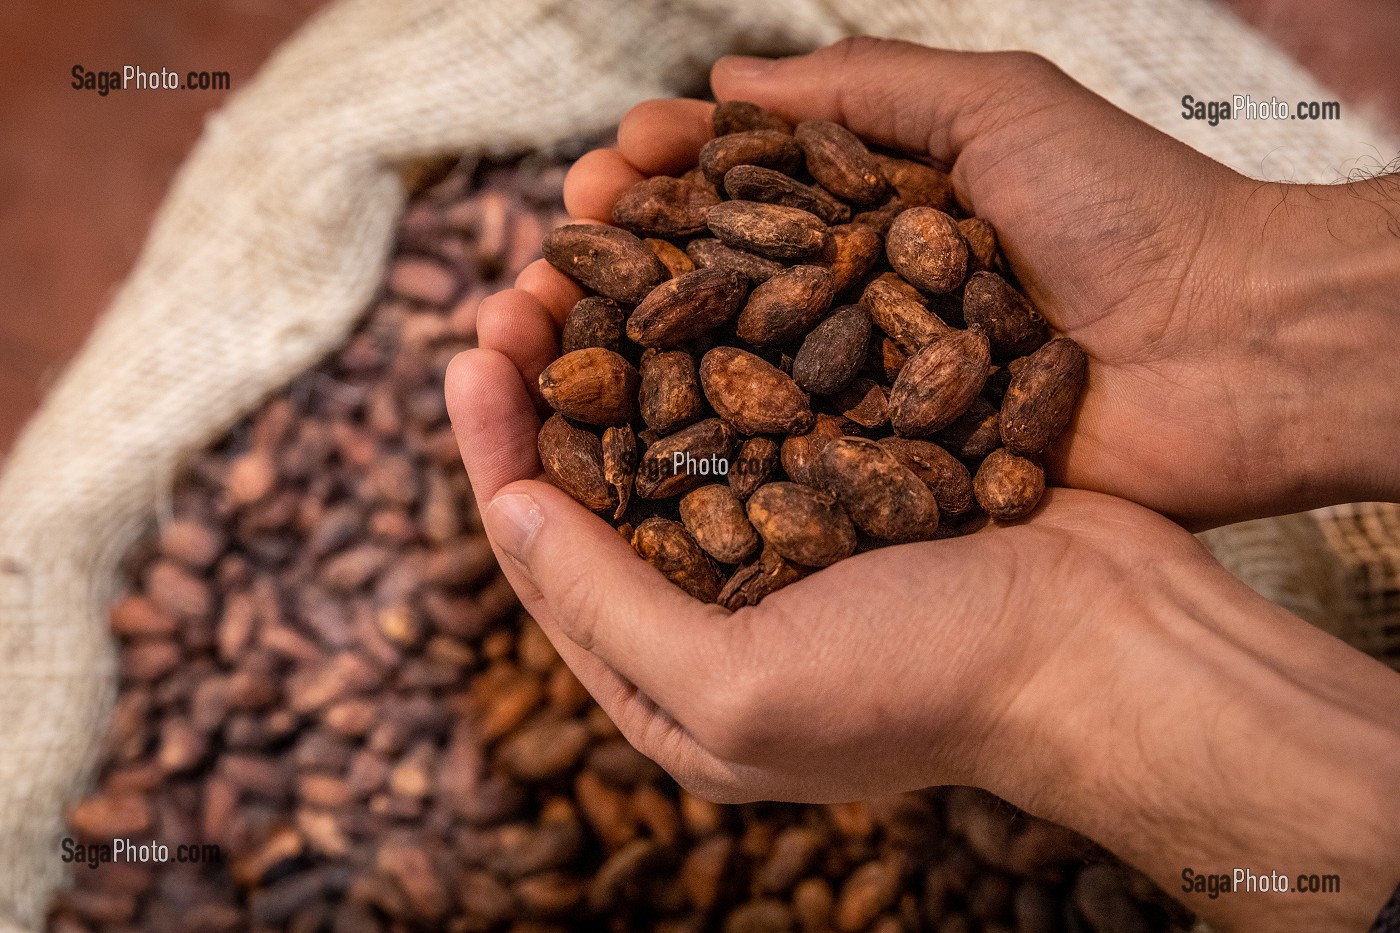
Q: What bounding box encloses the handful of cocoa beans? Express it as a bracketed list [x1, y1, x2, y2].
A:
[537, 101, 1087, 608]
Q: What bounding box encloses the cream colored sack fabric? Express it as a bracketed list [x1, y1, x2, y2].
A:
[2, 0, 1396, 927]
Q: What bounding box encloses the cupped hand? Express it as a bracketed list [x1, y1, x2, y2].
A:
[557, 38, 1399, 529]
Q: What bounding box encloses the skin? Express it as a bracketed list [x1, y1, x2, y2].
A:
[446, 39, 1400, 932]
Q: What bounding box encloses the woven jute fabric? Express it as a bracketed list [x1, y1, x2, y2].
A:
[1, 0, 1396, 927]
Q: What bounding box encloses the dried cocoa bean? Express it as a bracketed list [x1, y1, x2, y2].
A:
[698, 130, 804, 186]
[537, 414, 614, 513]
[717, 544, 808, 610]
[679, 484, 760, 564]
[612, 175, 721, 237]
[735, 264, 836, 347]
[561, 296, 625, 354]
[635, 418, 738, 500]
[723, 164, 850, 224]
[602, 426, 637, 520]
[862, 272, 953, 354]
[541, 350, 641, 429]
[745, 482, 856, 567]
[873, 153, 956, 212]
[958, 217, 999, 274]
[998, 337, 1087, 454]
[793, 304, 871, 395]
[542, 223, 667, 304]
[631, 518, 724, 602]
[886, 207, 968, 294]
[647, 237, 697, 278]
[686, 238, 785, 285]
[962, 271, 1048, 359]
[639, 350, 704, 434]
[627, 267, 748, 348]
[877, 438, 975, 516]
[780, 414, 850, 487]
[707, 201, 829, 261]
[794, 120, 890, 205]
[830, 378, 889, 431]
[817, 438, 940, 542]
[973, 449, 1046, 521]
[701, 347, 814, 435]
[728, 436, 780, 500]
[889, 327, 992, 436]
[712, 100, 793, 136]
[933, 397, 1002, 461]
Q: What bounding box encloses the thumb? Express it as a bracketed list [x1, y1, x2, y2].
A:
[711, 37, 1095, 173]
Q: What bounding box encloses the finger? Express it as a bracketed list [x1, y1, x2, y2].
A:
[563, 148, 646, 221]
[617, 98, 715, 176]
[480, 479, 742, 725]
[444, 348, 542, 502]
[475, 288, 559, 410]
[711, 38, 1087, 172]
[514, 259, 585, 328]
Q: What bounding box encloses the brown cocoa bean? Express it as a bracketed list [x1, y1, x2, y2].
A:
[873, 153, 956, 212]
[627, 267, 748, 348]
[973, 449, 1045, 521]
[497, 718, 591, 781]
[639, 350, 704, 434]
[679, 484, 760, 564]
[830, 378, 889, 430]
[962, 272, 1048, 359]
[723, 164, 850, 224]
[793, 304, 871, 395]
[780, 414, 850, 487]
[680, 835, 737, 910]
[794, 120, 890, 205]
[834, 860, 903, 932]
[537, 414, 614, 514]
[712, 100, 793, 136]
[635, 418, 738, 500]
[756, 826, 825, 894]
[958, 217, 999, 274]
[646, 237, 697, 279]
[700, 347, 813, 435]
[889, 327, 991, 436]
[707, 201, 829, 261]
[602, 426, 637, 521]
[728, 436, 780, 500]
[561, 296, 625, 354]
[735, 264, 837, 347]
[538, 348, 640, 426]
[886, 208, 968, 294]
[717, 544, 808, 610]
[877, 438, 975, 516]
[933, 396, 1002, 460]
[818, 222, 884, 294]
[541, 223, 667, 304]
[698, 130, 804, 186]
[686, 238, 786, 285]
[817, 437, 940, 542]
[612, 175, 721, 237]
[746, 482, 856, 567]
[999, 337, 1087, 454]
[862, 272, 954, 354]
[631, 517, 724, 602]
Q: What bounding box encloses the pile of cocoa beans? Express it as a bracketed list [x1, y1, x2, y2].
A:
[49, 151, 1189, 933]
[537, 102, 1087, 607]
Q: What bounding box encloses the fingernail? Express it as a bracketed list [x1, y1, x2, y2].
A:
[485, 493, 544, 568]
[717, 55, 777, 78]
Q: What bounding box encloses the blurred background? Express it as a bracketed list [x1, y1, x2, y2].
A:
[1, 0, 1398, 457]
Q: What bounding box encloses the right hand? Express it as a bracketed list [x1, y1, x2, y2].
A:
[562, 38, 1400, 529]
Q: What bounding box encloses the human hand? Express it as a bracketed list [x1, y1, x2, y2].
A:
[567, 38, 1400, 529]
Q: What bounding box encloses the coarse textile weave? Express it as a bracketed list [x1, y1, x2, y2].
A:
[1, 0, 1396, 927]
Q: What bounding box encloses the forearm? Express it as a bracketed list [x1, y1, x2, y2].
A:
[986, 546, 1400, 931]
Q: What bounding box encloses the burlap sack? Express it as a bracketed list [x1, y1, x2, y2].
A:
[2, 0, 1396, 927]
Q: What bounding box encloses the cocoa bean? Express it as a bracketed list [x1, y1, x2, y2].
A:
[877, 438, 975, 516]
[889, 327, 992, 436]
[973, 449, 1046, 521]
[639, 350, 704, 434]
[700, 347, 813, 435]
[707, 201, 829, 261]
[699, 130, 804, 187]
[735, 264, 837, 347]
[602, 426, 637, 520]
[724, 164, 850, 224]
[873, 153, 956, 212]
[793, 304, 871, 395]
[712, 100, 793, 136]
[686, 238, 786, 285]
[962, 272, 1048, 359]
[794, 120, 890, 205]
[718, 544, 809, 610]
[542, 223, 667, 304]
[780, 414, 851, 487]
[537, 414, 614, 513]
[746, 482, 856, 567]
[958, 217, 1000, 274]
[817, 438, 940, 542]
[998, 337, 1087, 454]
[830, 378, 889, 430]
[886, 208, 968, 294]
[647, 237, 697, 279]
[631, 517, 724, 602]
[612, 175, 721, 237]
[933, 397, 1002, 461]
[679, 484, 760, 564]
[818, 222, 884, 293]
[538, 347, 640, 426]
[561, 296, 625, 354]
[627, 267, 748, 348]
[635, 418, 738, 500]
[862, 272, 953, 354]
[728, 436, 780, 500]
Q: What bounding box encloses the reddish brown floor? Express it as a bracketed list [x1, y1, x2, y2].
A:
[2, 0, 1399, 459]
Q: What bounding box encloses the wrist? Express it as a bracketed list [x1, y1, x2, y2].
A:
[1240, 178, 1400, 509]
[983, 534, 1400, 931]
